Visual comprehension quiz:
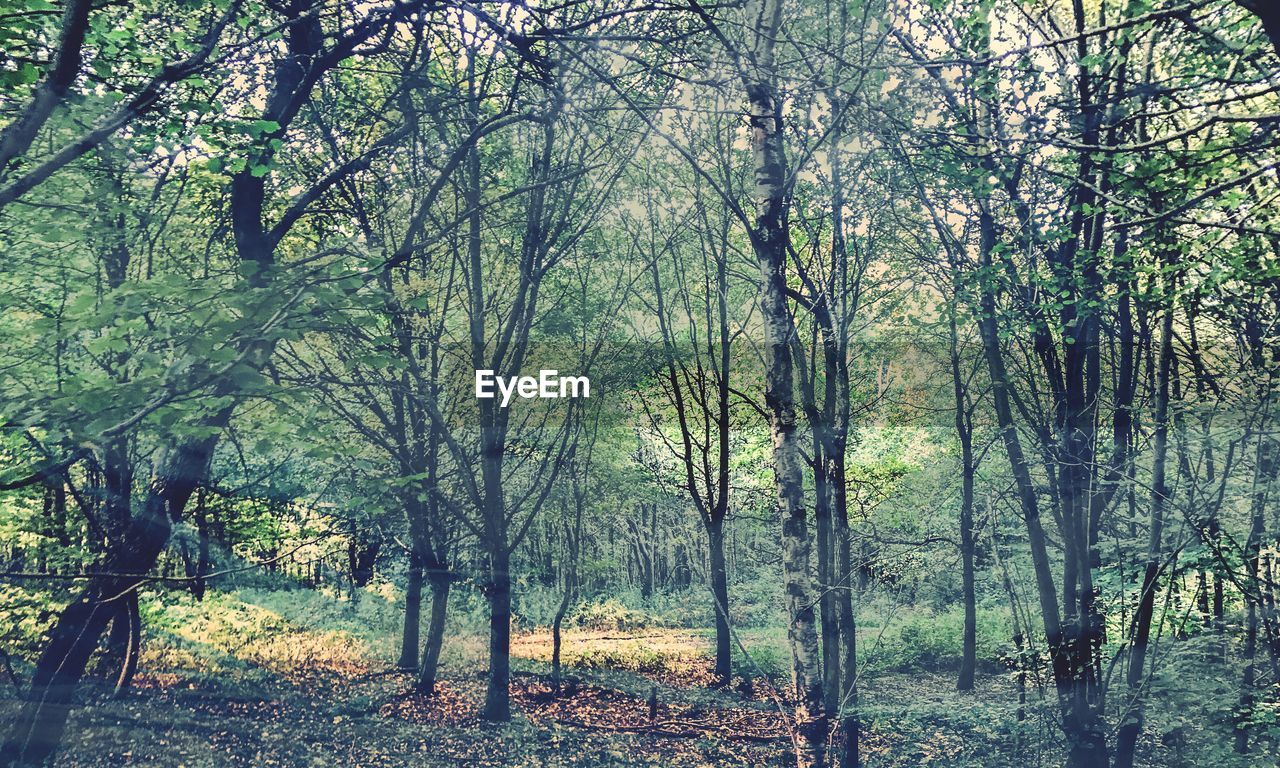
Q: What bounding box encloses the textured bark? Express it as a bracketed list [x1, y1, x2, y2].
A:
[745, 1, 827, 763]
[813, 436, 841, 714]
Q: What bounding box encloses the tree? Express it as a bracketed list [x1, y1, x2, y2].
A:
[0, 0, 234, 208]
[892, 0, 1280, 763]
[1, 1, 453, 761]
[405, 11, 636, 718]
[632, 155, 746, 686]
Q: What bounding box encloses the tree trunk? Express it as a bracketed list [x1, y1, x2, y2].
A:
[835, 489, 859, 768]
[952, 311, 977, 692]
[1114, 301, 1174, 768]
[707, 515, 732, 685]
[417, 572, 451, 695]
[1235, 435, 1274, 753]
[192, 493, 209, 601]
[1, 499, 173, 766]
[481, 548, 512, 721]
[552, 582, 571, 695]
[957, 466, 977, 692]
[744, 0, 827, 763]
[2, 584, 120, 766]
[814, 447, 841, 713]
[109, 591, 141, 700]
[348, 536, 380, 588]
[399, 550, 424, 671]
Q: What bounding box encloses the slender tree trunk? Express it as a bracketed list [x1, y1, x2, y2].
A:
[399, 550, 424, 671]
[417, 572, 451, 695]
[1262, 555, 1280, 677]
[1195, 572, 1210, 627]
[995, 554, 1028, 727]
[110, 591, 141, 699]
[552, 511, 581, 696]
[707, 515, 732, 685]
[814, 449, 841, 713]
[957, 464, 977, 692]
[744, 0, 827, 752]
[951, 312, 977, 692]
[551, 599, 569, 695]
[834, 486, 859, 768]
[639, 521, 655, 599]
[1237, 601, 1259, 755]
[1212, 572, 1225, 640]
[193, 501, 209, 601]
[1235, 435, 1274, 753]
[1114, 300, 1174, 768]
[482, 547, 513, 721]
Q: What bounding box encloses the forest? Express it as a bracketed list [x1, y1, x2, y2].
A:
[0, 0, 1278, 766]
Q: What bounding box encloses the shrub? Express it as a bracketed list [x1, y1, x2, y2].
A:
[574, 645, 667, 674]
[568, 598, 665, 631]
[866, 606, 1011, 673]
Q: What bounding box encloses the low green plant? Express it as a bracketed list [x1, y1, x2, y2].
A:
[865, 606, 1011, 673]
[568, 598, 665, 631]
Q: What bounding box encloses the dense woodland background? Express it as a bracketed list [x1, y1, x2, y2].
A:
[1, 0, 1279, 766]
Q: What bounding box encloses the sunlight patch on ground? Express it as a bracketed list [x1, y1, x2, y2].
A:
[146, 592, 372, 683]
[510, 629, 722, 688]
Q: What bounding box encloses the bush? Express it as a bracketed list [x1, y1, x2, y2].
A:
[0, 584, 69, 663]
[568, 598, 665, 631]
[574, 644, 667, 674]
[866, 606, 1011, 673]
[733, 633, 788, 680]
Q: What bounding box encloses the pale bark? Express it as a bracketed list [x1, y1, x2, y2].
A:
[745, 0, 827, 763]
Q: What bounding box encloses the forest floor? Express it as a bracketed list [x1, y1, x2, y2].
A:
[0, 586, 1041, 767]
